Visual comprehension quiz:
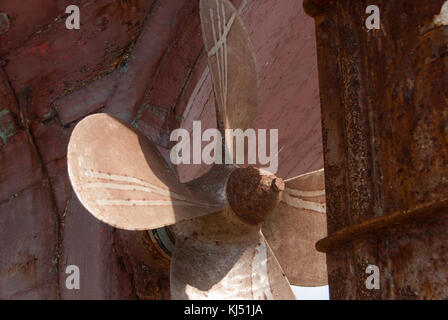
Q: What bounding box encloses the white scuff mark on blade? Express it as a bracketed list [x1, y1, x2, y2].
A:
[282, 192, 326, 213]
[84, 169, 188, 201]
[207, 0, 236, 123]
[251, 242, 273, 300]
[434, 1, 448, 26]
[96, 199, 208, 207]
[285, 187, 325, 198]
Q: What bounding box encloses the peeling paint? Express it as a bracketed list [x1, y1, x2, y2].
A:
[0, 109, 17, 145]
[0, 109, 9, 118]
[434, 1, 448, 26]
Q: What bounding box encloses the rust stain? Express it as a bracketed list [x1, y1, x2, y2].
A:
[316, 198, 448, 253]
[226, 167, 284, 225]
[5, 256, 38, 282]
[306, 0, 448, 299]
[28, 41, 51, 56]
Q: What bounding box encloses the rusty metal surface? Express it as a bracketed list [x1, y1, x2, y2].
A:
[317, 198, 448, 254]
[1, 0, 323, 299]
[307, 0, 448, 299]
[0, 0, 193, 299]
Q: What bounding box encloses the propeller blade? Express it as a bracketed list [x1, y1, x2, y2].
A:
[67, 113, 220, 231]
[185, 164, 234, 207]
[170, 208, 295, 300]
[262, 169, 328, 287]
[262, 232, 296, 300]
[200, 0, 258, 149]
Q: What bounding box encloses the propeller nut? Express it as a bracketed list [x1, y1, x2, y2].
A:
[226, 166, 284, 225]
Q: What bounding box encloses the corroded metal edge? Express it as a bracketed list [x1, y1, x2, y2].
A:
[316, 198, 448, 253]
[226, 167, 284, 225]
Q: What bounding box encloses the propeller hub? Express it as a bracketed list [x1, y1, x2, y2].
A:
[226, 166, 284, 225]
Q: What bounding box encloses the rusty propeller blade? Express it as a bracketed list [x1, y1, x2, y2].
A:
[262, 169, 328, 287]
[67, 113, 221, 231]
[170, 208, 295, 299]
[200, 0, 258, 159]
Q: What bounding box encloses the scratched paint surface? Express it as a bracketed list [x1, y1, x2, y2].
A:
[0, 0, 322, 299]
